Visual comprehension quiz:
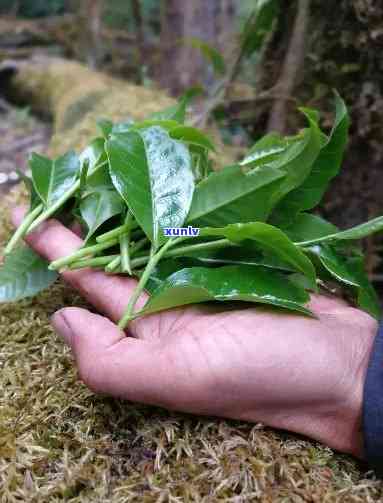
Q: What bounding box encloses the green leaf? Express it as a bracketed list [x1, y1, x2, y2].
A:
[184, 38, 226, 75]
[308, 244, 359, 287]
[107, 126, 194, 248]
[18, 171, 41, 210]
[0, 246, 58, 302]
[200, 222, 316, 284]
[241, 0, 279, 57]
[145, 258, 201, 294]
[140, 265, 311, 317]
[190, 145, 214, 182]
[97, 118, 113, 138]
[134, 119, 181, 131]
[240, 133, 287, 167]
[30, 151, 80, 208]
[267, 111, 322, 209]
[183, 242, 295, 272]
[272, 94, 350, 222]
[297, 216, 383, 246]
[79, 137, 107, 171]
[281, 213, 338, 242]
[112, 120, 134, 134]
[80, 190, 124, 242]
[169, 126, 216, 152]
[187, 164, 286, 226]
[149, 98, 187, 124]
[308, 245, 381, 319]
[82, 164, 115, 196]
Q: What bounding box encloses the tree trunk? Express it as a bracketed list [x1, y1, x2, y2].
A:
[78, 0, 104, 69]
[267, 0, 311, 134]
[131, 0, 145, 78]
[159, 0, 233, 96]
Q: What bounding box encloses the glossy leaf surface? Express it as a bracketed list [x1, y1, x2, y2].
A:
[272, 94, 350, 222]
[80, 190, 124, 241]
[0, 246, 58, 302]
[240, 133, 287, 167]
[79, 137, 107, 171]
[141, 265, 311, 316]
[297, 216, 383, 246]
[107, 126, 194, 247]
[309, 245, 381, 319]
[170, 126, 216, 151]
[30, 151, 80, 207]
[200, 222, 316, 283]
[187, 164, 286, 226]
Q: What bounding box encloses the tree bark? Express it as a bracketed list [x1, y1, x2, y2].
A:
[78, 0, 104, 69]
[159, 0, 233, 96]
[131, 0, 145, 76]
[267, 0, 311, 134]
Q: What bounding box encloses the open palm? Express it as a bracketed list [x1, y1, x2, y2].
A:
[13, 207, 378, 458]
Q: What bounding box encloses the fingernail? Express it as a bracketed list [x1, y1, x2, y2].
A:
[51, 310, 74, 346]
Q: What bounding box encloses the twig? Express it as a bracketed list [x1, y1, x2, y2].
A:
[267, 0, 311, 134]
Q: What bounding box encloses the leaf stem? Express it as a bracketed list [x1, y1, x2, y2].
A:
[118, 238, 180, 329]
[27, 160, 108, 233]
[120, 213, 133, 274]
[105, 255, 122, 273]
[69, 255, 120, 270]
[96, 220, 138, 243]
[130, 236, 149, 257]
[28, 181, 80, 232]
[49, 237, 119, 270]
[129, 238, 236, 269]
[4, 203, 44, 255]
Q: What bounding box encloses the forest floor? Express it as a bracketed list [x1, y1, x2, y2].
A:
[1, 100, 383, 502]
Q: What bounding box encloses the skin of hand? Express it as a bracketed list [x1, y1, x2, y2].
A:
[12, 207, 379, 458]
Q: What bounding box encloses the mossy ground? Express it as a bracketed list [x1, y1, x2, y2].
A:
[1, 58, 383, 502]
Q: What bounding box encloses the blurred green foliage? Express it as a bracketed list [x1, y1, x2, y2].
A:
[103, 0, 160, 36]
[0, 0, 65, 17]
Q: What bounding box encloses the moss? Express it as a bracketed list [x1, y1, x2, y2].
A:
[60, 91, 109, 131]
[1, 57, 383, 501]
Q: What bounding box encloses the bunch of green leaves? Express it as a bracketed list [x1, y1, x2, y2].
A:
[1, 93, 383, 328]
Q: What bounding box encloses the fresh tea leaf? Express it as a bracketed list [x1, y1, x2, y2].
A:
[79, 137, 107, 171]
[309, 245, 381, 319]
[30, 151, 80, 207]
[18, 171, 42, 210]
[272, 94, 350, 222]
[187, 164, 286, 226]
[170, 126, 216, 151]
[107, 126, 194, 248]
[267, 111, 322, 208]
[240, 133, 287, 167]
[80, 190, 124, 242]
[149, 98, 187, 123]
[134, 119, 181, 131]
[297, 216, 383, 246]
[281, 213, 338, 242]
[97, 118, 113, 138]
[200, 222, 316, 284]
[140, 265, 312, 317]
[0, 246, 58, 302]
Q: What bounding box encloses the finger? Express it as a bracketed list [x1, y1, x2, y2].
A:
[308, 293, 348, 314]
[51, 307, 173, 405]
[12, 207, 148, 333]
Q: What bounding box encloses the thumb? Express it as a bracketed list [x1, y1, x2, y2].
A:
[51, 308, 171, 405]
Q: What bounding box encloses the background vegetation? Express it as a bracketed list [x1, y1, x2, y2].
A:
[0, 1, 383, 500]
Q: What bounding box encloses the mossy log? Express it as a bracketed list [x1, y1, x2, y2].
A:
[0, 57, 373, 502]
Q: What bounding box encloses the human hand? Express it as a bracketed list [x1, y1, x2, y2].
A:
[12, 207, 378, 458]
